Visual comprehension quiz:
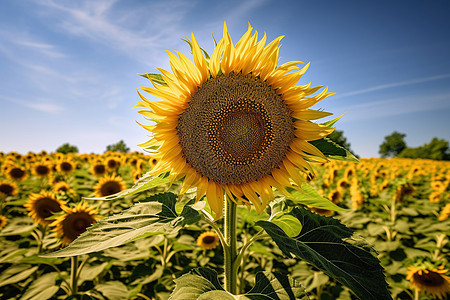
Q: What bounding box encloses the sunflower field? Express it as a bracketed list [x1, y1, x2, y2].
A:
[0, 150, 449, 300]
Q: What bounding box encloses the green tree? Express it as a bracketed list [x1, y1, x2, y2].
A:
[379, 131, 407, 158]
[398, 137, 450, 160]
[56, 143, 79, 154]
[105, 140, 130, 153]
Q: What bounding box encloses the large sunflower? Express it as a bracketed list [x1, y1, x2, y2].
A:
[406, 266, 450, 299]
[136, 23, 334, 218]
[50, 202, 99, 246]
[25, 191, 66, 226]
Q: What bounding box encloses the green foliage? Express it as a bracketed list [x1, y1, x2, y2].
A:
[287, 183, 347, 211]
[310, 137, 359, 162]
[256, 207, 392, 300]
[43, 193, 200, 257]
[327, 129, 353, 153]
[379, 131, 407, 158]
[56, 143, 79, 154]
[169, 268, 308, 299]
[398, 137, 450, 160]
[105, 140, 130, 153]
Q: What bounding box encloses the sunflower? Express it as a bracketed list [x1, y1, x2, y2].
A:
[406, 266, 450, 299]
[6, 165, 28, 181]
[90, 161, 107, 177]
[50, 202, 99, 246]
[53, 181, 75, 194]
[0, 180, 18, 197]
[32, 161, 52, 178]
[429, 191, 442, 203]
[136, 23, 334, 218]
[197, 231, 220, 250]
[56, 160, 75, 174]
[25, 191, 66, 226]
[105, 157, 121, 171]
[0, 215, 7, 230]
[438, 203, 450, 221]
[94, 174, 126, 197]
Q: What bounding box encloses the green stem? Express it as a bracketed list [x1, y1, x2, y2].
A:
[37, 225, 47, 254]
[414, 288, 419, 300]
[70, 256, 79, 295]
[224, 199, 238, 294]
[201, 211, 226, 248]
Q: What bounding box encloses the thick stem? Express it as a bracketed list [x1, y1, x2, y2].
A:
[70, 256, 79, 295]
[224, 199, 238, 294]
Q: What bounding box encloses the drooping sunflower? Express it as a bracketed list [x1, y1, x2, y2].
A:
[25, 191, 66, 226]
[53, 181, 75, 194]
[136, 23, 334, 218]
[5, 165, 28, 181]
[94, 174, 126, 197]
[50, 202, 99, 246]
[0, 180, 18, 197]
[197, 231, 220, 250]
[438, 203, 450, 221]
[406, 266, 450, 299]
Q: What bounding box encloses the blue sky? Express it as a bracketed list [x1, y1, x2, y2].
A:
[1, 0, 449, 157]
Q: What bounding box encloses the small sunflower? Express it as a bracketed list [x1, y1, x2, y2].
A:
[6, 165, 28, 181]
[50, 202, 99, 246]
[406, 266, 450, 299]
[0, 215, 8, 230]
[56, 160, 75, 174]
[90, 161, 107, 177]
[53, 181, 75, 194]
[429, 191, 442, 203]
[137, 22, 334, 218]
[197, 231, 220, 250]
[438, 203, 450, 221]
[32, 161, 52, 178]
[94, 174, 126, 197]
[25, 191, 66, 226]
[0, 180, 18, 197]
[105, 157, 121, 171]
[328, 189, 341, 203]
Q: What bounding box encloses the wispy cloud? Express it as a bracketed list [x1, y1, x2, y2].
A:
[338, 92, 450, 122]
[32, 0, 196, 65]
[335, 73, 450, 98]
[2, 96, 64, 114]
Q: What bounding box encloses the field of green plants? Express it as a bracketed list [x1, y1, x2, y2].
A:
[0, 151, 449, 299]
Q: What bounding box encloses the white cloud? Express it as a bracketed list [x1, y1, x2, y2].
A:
[335, 73, 450, 99]
[338, 92, 450, 122]
[1, 96, 64, 114]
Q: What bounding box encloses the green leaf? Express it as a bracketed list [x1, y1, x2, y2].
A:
[271, 215, 302, 237]
[42, 193, 200, 257]
[0, 217, 36, 236]
[84, 172, 170, 201]
[287, 183, 346, 211]
[0, 265, 38, 287]
[169, 268, 308, 299]
[138, 73, 168, 86]
[310, 137, 359, 162]
[21, 272, 59, 300]
[95, 281, 129, 300]
[256, 207, 392, 300]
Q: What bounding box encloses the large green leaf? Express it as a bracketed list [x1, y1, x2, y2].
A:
[21, 272, 59, 300]
[42, 193, 200, 257]
[84, 172, 170, 201]
[287, 183, 346, 211]
[256, 208, 392, 300]
[310, 137, 359, 162]
[169, 268, 308, 299]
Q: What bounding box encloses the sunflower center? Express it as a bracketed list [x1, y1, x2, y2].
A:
[202, 235, 216, 244]
[60, 162, 73, 172]
[414, 271, 445, 287]
[10, 168, 25, 179]
[100, 181, 122, 196]
[36, 165, 50, 176]
[177, 72, 294, 185]
[94, 164, 106, 174]
[36, 198, 62, 220]
[0, 184, 13, 195]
